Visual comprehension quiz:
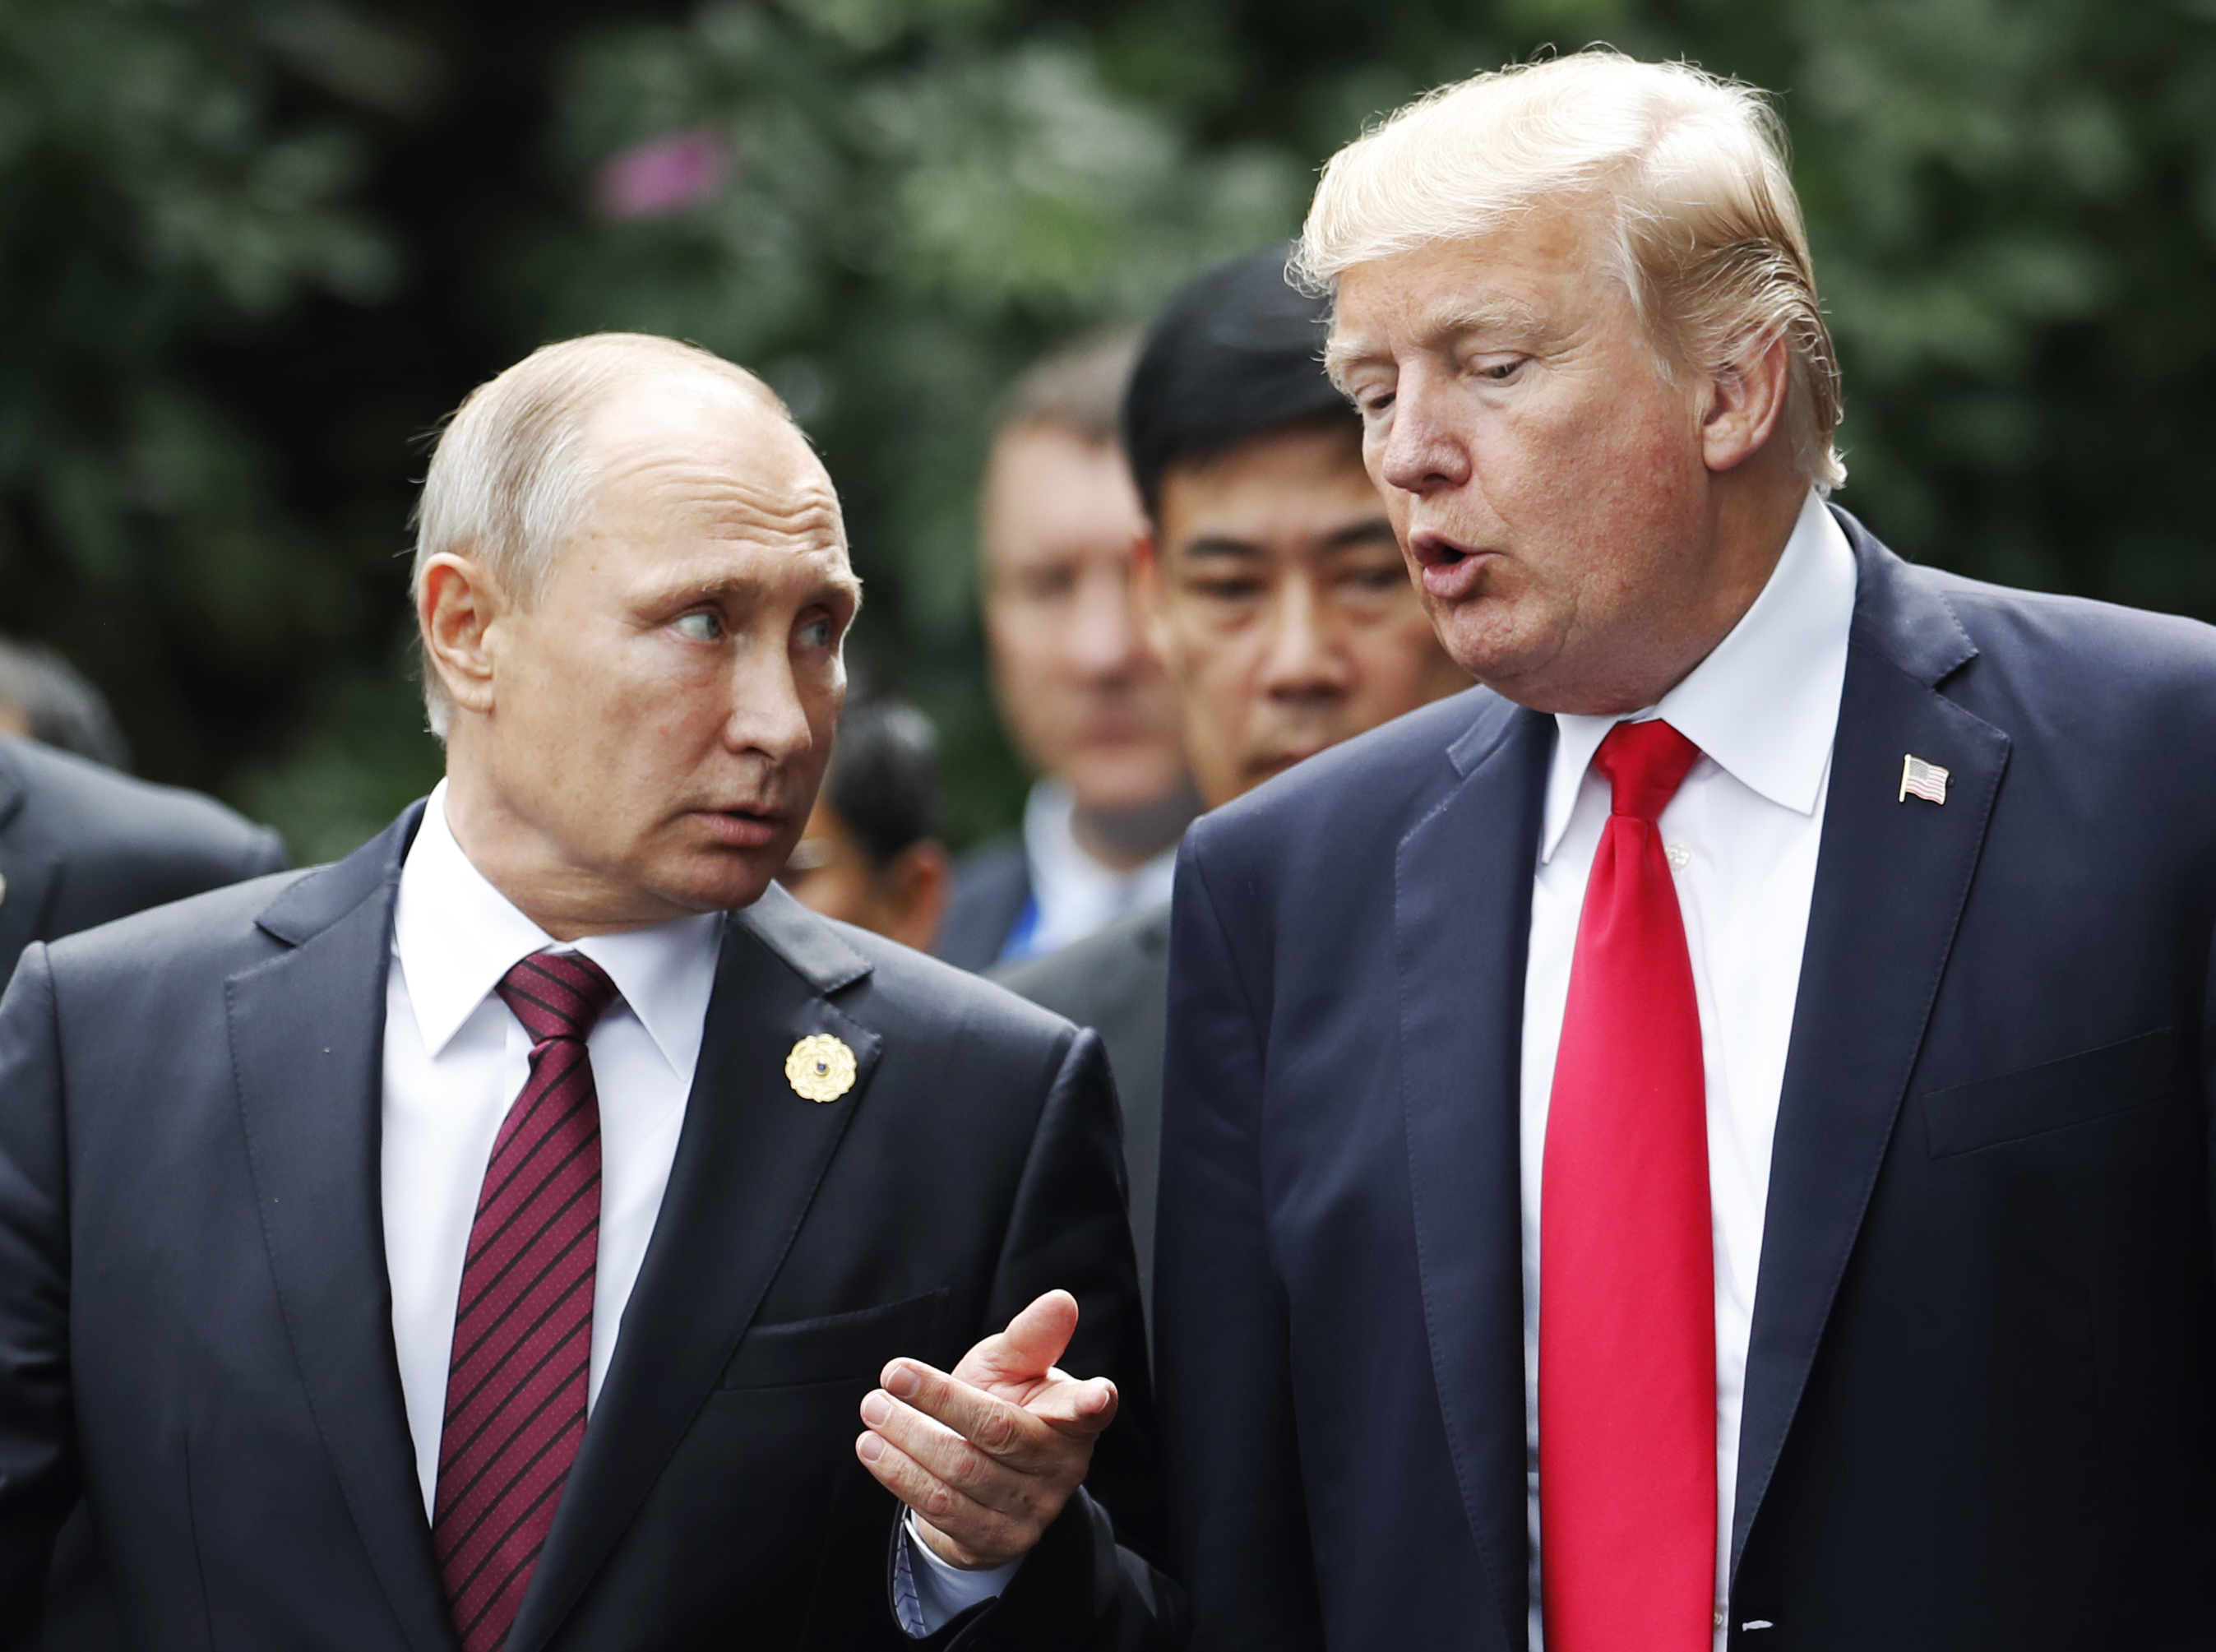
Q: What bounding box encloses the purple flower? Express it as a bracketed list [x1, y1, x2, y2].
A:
[590, 128, 735, 221]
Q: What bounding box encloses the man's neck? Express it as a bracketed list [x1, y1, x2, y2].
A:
[1068, 778, 1201, 873]
[439, 770, 682, 942]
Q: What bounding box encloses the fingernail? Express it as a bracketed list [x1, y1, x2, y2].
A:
[857, 1432, 884, 1462]
[885, 1363, 919, 1399]
[861, 1391, 891, 1427]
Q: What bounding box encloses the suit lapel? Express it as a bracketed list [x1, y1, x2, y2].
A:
[507, 885, 881, 1652]
[229, 805, 458, 1652]
[1731, 521, 2010, 1576]
[1396, 700, 1552, 1650]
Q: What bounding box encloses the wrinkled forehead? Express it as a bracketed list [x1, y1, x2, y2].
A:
[1321, 203, 1631, 382]
[582, 376, 849, 558]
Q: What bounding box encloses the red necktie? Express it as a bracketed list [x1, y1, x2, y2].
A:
[433, 950, 618, 1652]
[1540, 720, 1716, 1652]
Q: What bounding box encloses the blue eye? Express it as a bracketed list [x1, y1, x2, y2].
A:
[798, 617, 835, 649]
[675, 611, 721, 642]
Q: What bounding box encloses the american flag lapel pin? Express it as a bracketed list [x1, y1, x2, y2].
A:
[1899, 753, 1949, 805]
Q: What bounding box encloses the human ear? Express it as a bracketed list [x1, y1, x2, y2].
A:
[419, 553, 506, 719]
[1699, 332, 1792, 474]
[1131, 527, 1173, 667]
[879, 840, 951, 954]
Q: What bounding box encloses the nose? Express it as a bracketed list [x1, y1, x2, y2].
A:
[1375, 371, 1471, 497]
[1066, 558, 1150, 683]
[1259, 574, 1351, 701]
[724, 643, 821, 765]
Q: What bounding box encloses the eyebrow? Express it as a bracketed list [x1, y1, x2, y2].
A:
[1174, 520, 1399, 563]
[1325, 297, 1554, 384]
[653, 567, 864, 613]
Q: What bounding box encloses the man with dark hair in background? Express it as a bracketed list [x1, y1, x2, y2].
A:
[999, 246, 1467, 1317]
[780, 692, 952, 954]
[936, 334, 1198, 971]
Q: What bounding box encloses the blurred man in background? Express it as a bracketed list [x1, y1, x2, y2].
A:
[779, 692, 951, 953]
[0, 636, 133, 771]
[0, 640, 287, 990]
[999, 246, 1467, 1317]
[936, 334, 1198, 970]
[0, 632, 288, 1652]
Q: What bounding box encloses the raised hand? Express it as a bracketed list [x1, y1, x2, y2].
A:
[854, 1289, 1118, 1569]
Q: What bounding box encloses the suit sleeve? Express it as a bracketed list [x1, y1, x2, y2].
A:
[1154, 835, 1325, 1651]
[935, 1025, 1185, 1652]
[0, 946, 79, 1644]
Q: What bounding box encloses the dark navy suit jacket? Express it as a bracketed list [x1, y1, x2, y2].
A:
[1155, 513, 2216, 1651]
[0, 807, 1180, 1650]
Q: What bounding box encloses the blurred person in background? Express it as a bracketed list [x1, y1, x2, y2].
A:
[0, 634, 288, 1652]
[0, 636, 288, 991]
[998, 246, 1467, 1321]
[0, 334, 1178, 1650]
[936, 334, 1199, 970]
[0, 636, 132, 771]
[779, 691, 951, 953]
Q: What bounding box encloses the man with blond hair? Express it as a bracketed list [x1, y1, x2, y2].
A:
[1156, 49, 2216, 1652]
[0, 334, 1182, 1649]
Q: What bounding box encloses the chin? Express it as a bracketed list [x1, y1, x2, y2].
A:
[648, 854, 780, 918]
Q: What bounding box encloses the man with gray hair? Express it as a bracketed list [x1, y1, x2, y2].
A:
[0, 333, 1179, 1649]
[1157, 49, 2216, 1652]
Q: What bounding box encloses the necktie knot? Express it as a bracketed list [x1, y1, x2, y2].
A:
[494, 950, 618, 1047]
[1594, 719, 1702, 824]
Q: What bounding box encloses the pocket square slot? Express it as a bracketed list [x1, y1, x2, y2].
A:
[718, 1287, 951, 1391]
[1920, 1027, 2177, 1159]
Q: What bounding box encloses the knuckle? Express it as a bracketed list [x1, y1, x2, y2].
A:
[950, 1444, 1002, 1498]
[923, 1483, 959, 1523]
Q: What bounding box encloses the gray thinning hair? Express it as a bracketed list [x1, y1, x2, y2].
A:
[1298, 49, 1845, 492]
[409, 332, 788, 738]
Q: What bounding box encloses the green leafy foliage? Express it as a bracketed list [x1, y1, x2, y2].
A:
[2, 0, 2212, 859]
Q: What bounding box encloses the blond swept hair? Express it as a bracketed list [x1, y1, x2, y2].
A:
[1298, 50, 1844, 492]
[410, 332, 789, 738]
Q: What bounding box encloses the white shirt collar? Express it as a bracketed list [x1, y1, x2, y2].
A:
[392, 780, 724, 1078]
[1539, 491, 1859, 863]
[1020, 780, 1181, 951]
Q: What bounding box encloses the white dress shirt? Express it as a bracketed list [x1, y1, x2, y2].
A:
[382, 782, 721, 1513]
[1520, 493, 1857, 1650]
[382, 783, 991, 1636]
[1004, 780, 1181, 963]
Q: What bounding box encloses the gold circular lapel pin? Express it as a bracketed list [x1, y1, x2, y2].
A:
[785, 1034, 857, 1103]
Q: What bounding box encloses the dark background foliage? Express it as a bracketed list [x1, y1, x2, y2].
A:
[3, 0, 2212, 861]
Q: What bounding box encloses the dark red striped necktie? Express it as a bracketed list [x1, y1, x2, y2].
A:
[1541, 719, 1716, 1652]
[433, 949, 618, 1652]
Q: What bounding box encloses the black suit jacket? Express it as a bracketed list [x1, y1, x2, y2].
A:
[0, 806, 1179, 1650]
[0, 734, 287, 986]
[1156, 512, 2216, 1650]
[997, 903, 1171, 1329]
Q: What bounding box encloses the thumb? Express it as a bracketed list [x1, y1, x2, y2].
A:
[957, 1289, 1079, 1388]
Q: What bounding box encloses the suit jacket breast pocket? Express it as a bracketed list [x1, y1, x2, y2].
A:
[1920, 1027, 2180, 1159]
[716, 1287, 951, 1391]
